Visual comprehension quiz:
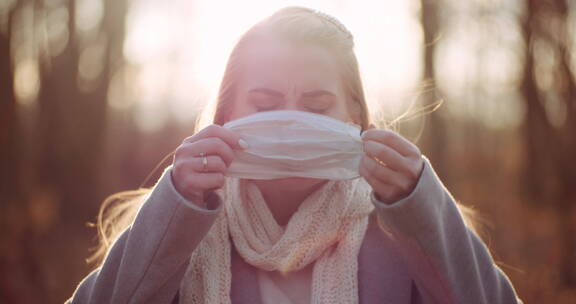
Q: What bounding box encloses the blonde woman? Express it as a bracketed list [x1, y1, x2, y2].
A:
[68, 7, 522, 304]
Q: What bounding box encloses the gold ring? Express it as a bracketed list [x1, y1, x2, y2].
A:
[199, 152, 208, 171]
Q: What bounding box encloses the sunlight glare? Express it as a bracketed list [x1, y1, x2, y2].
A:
[124, 0, 422, 130]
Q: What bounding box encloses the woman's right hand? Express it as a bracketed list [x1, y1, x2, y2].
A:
[171, 124, 247, 206]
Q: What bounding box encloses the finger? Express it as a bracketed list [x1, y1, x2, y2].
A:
[190, 155, 227, 173]
[363, 140, 412, 174]
[359, 161, 397, 202]
[360, 123, 376, 135]
[361, 155, 412, 192]
[184, 124, 246, 150]
[176, 138, 235, 167]
[361, 129, 420, 157]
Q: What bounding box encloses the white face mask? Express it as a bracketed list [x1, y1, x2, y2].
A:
[223, 110, 363, 180]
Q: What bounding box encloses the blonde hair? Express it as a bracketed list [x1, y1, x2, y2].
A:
[89, 6, 478, 266]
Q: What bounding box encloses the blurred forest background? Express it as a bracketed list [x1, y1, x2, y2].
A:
[1, 0, 575, 303]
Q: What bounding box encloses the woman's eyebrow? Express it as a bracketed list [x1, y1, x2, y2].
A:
[248, 88, 284, 98]
[301, 90, 336, 98]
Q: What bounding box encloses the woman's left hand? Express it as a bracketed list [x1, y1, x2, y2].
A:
[359, 125, 424, 205]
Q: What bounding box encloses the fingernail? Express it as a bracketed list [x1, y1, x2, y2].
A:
[238, 139, 249, 149]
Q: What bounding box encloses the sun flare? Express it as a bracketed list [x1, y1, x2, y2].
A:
[123, 0, 422, 130]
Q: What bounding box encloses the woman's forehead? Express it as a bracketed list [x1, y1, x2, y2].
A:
[238, 35, 342, 92]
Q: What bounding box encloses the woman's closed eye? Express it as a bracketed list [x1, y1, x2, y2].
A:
[253, 98, 281, 111]
[250, 98, 281, 112]
[248, 88, 283, 111]
[301, 94, 334, 114]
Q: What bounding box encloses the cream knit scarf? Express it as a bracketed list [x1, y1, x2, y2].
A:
[180, 176, 374, 304]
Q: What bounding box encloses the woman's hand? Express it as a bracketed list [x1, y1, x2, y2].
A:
[171, 124, 247, 205]
[359, 125, 424, 205]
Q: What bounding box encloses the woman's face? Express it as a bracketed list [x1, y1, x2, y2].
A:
[229, 35, 352, 122]
[228, 34, 354, 188]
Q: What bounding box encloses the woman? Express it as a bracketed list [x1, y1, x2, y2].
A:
[68, 6, 522, 304]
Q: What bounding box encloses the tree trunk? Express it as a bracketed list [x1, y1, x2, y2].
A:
[420, 0, 449, 181]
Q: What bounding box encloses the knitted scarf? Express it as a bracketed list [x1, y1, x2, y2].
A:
[180, 176, 374, 303]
